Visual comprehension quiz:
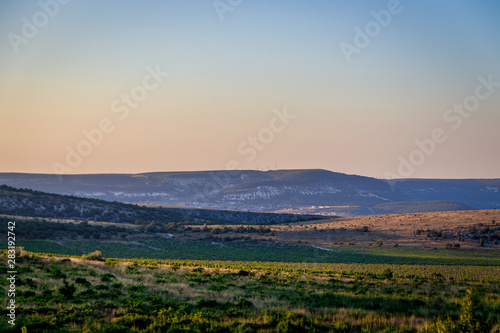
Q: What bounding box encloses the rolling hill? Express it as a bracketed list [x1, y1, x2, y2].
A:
[0, 169, 498, 215]
[0, 185, 321, 225]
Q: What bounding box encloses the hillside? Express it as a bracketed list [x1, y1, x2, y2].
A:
[0, 185, 321, 225]
[3, 208, 499, 262]
[2, 169, 497, 215]
[0, 170, 404, 211]
[274, 209, 500, 251]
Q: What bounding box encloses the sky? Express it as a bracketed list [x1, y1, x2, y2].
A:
[1, 0, 499, 179]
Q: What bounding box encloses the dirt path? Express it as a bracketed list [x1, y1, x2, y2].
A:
[310, 244, 340, 252]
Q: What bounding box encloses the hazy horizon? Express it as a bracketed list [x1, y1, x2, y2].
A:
[1, 167, 499, 181]
[2, 1, 500, 179]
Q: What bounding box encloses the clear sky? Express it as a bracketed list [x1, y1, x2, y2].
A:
[1, 0, 499, 178]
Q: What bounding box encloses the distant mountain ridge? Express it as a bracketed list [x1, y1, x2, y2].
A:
[0, 169, 498, 215]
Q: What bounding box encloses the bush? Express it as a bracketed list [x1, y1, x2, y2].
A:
[59, 282, 76, 298]
[432, 289, 493, 333]
[237, 270, 250, 276]
[82, 250, 102, 261]
[114, 313, 151, 330]
[380, 268, 393, 279]
[237, 297, 254, 309]
[101, 273, 116, 283]
[456, 289, 492, 333]
[75, 277, 91, 287]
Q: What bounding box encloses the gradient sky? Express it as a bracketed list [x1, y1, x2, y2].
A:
[1, 0, 499, 178]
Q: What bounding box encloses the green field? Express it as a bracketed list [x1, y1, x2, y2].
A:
[1, 251, 499, 332]
[5, 238, 500, 266]
[2, 217, 500, 332]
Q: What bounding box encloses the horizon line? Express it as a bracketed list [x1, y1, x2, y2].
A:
[0, 169, 499, 180]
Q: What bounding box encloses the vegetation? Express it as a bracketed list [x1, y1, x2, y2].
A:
[0, 217, 136, 240]
[1, 251, 499, 332]
[0, 185, 322, 225]
[81, 250, 102, 261]
[1, 217, 499, 266]
[1, 203, 499, 331]
[7, 238, 500, 266]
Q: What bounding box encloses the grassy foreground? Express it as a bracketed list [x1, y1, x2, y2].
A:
[1, 250, 499, 332]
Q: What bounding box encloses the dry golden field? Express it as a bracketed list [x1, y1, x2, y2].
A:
[185, 209, 500, 251]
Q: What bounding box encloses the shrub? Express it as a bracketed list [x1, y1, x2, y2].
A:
[380, 268, 393, 279]
[114, 313, 151, 330]
[237, 269, 250, 276]
[105, 258, 119, 266]
[82, 250, 102, 261]
[49, 267, 67, 279]
[196, 297, 221, 308]
[75, 277, 91, 287]
[456, 289, 492, 333]
[59, 282, 76, 298]
[237, 297, 254, 309]
[433, 289, 493, 333]
[191, 267, 204, 273]
[101, 273, 116, 283]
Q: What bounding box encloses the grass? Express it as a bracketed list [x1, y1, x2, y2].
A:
[4, 238, 500, 266]
[1, 212, 499, 331]
[1, 251, 499, 332]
